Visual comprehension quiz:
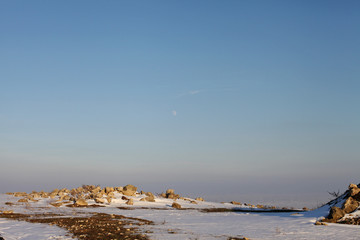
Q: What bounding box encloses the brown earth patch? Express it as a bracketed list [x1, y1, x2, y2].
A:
[0, 212, 153, 240]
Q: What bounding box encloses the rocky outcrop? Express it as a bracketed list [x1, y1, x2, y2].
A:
[322, 183, 360, 223]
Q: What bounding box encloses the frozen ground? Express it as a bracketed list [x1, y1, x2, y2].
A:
[1, 192, 359, 240]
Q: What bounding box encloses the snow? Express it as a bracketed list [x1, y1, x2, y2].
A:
[1, 192, 360, 240]
[0, 218, 72, 240]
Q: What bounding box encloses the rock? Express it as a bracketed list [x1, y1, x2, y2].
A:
[349, 183, 358, 189]
[94, 198, 105, 204]
[2, 210, 14, 214]
[115, 187, 124, 192]
[122, 196, 129, 201]
[105, 187, 114, 193]
[160, 193, 167, 198]
[17, 198, 28, 203]
[190, 200, 197, 204]
[195, 197, 204, 201]
[143, 192, 155, 202]
[14, 192, 28, 197]
[122, 185, 137, 196]
[126, 199, 134, 205]
[166, 189, 175, 195]
[106, 196, 112, 204]
[323, 207, 345, 223]
[75, 198, 88, 206]
[342, 197, 359, 213]
[315, 221, 327, 226]
[50, 202, 63, 207]
[172, 202, 182, 209]
[230, 201, 241, 205]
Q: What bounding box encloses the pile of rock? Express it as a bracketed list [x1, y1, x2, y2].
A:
[160, 189, 180, 200]
[322, 183, 360, 223]
[6, 184, 142, 208]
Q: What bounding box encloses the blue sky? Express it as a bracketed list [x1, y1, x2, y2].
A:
[1, 1, 359, 203]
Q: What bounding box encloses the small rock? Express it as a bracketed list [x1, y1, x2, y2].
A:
[75, 199, 88, 206]
[94, 198, 105, 204]
[195, 197, 204, 201]
[230, 201, 241, 205]
[172, 202, 181, 209]
[2, 210, 14, 214]
[315, 221, 327, 226]
[50, 202, 63, 207]
[121, 196, 129, 201]
[126, 199, 134, 205]
[17, 198, 28, 203]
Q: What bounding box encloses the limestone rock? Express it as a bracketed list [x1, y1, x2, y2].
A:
[172, 202, 182, 209]
[94, 198, 105, 204]
[105, 187, 114, 193]
[231, 201, 241, 205]
[75, 198, 88, 206]
[323, 207, 345, 223]
[122, 185, 137, 196]
[18, 198, 28, 203]
[126, 199, 134, 205]
[195, 197, 204, 201]
[342, 197, 359, 213]
[166, 189, 175, 195]
[2, 210, 14, 214]
[50, 202, 63, 207]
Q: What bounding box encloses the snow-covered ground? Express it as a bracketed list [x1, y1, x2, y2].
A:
[1, 192, 360, 240]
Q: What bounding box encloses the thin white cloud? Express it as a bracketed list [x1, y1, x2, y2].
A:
[189, 90, 201, 95]
[177, 89, 202, 98]
[172, 110, 177, 116]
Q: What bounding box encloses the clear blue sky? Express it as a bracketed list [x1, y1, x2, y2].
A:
[1, 1, 359, 202]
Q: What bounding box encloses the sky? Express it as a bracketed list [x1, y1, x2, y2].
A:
[1, 0, 359, 205]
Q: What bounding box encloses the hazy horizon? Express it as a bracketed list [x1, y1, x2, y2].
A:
[1, 0, 359, 208]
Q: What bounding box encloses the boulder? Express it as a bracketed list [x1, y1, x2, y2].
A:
[94, 198, 105, 204]
[349, 183, 358, 189]
[323, 207, 345, 223]
[105, 187, 114, 194]
[166, 189, 175, 195]
[106, 196, 112, 204]
[231, 201, 241, 205]
[18, 198, 28, 203]
[342, 197, 359, 213]
[122, 185, 137, 196]
[195, 197, 204, 201]
[144, 192, 155, 202]
[172, 202, 181, 209]
[75, 199, 88, 206]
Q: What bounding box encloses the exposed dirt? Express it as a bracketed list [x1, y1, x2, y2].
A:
[0, 212, 153, 240]
[338, 217, 360, 225]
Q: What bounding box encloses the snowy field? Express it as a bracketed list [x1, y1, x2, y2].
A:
[1, 191, 359, 240]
